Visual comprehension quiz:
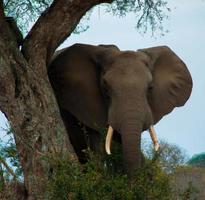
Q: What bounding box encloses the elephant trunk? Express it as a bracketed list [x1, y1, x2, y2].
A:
[106, 95, 154, 177]
[120, 120, 144, 178]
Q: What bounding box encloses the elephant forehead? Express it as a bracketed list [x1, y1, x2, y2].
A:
[105, 58, 152, 82]
[113, 52, 150, 70]
[104, 68, 152, 90]
[120, 50, 150, 61]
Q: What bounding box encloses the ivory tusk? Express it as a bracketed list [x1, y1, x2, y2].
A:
[105, 126, 114, 155]
[149, 126, 160, 151]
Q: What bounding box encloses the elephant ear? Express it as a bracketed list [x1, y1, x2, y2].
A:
[49, 43, 119, 131]
[140, 46, 192, 124]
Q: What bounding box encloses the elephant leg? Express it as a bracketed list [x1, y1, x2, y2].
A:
[60, 109, 88, 163]
[86, 128, 122, 154]
[86, 127, 102, 153]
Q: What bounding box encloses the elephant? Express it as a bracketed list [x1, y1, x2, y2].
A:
[48, 43, 192, 177]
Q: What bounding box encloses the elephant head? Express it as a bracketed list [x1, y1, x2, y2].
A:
[48, 44, 192, 177]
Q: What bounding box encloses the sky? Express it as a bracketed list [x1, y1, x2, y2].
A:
[0, 0, 205, 158]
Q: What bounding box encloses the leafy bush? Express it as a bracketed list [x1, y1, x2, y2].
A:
[45, 141, 172, 200]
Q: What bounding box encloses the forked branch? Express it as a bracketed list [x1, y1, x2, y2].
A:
[22, 0, 114, 75]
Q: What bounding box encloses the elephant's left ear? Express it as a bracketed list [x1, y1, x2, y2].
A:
[140, 46, 193, 124]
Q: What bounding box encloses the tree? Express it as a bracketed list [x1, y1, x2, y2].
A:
[0, 0, 169, 199]
[142, 139, 188, 173]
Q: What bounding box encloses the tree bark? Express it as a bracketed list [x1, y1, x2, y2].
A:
[0, 20, 76, 199]
[0, 0, 113, 199]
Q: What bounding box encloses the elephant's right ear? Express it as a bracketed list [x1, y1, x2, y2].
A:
[140, 46, 193, 124]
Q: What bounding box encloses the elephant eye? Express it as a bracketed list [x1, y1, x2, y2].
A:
[144, 61, 149, 67]
[147, 84, 154, 100]
[140, 58, 149, 68]
[148, 83, 154, 92]
[101, 79, 109, 93]
[101, 82, 111, 105]
[102, 78, 108, 89]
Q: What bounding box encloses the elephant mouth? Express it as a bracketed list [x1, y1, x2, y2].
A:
[105, 125, 159, 155]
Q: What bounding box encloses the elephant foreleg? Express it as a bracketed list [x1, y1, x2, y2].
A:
[86, 127, 102, 153]
[60, 109, 88, 163]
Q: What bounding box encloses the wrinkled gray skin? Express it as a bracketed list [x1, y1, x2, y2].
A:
[48, 44, 192, 177]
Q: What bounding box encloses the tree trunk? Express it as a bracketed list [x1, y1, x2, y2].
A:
[0, 0, 113, 199]
[0, 30, 77, 199]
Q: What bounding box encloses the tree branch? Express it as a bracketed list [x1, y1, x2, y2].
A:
[22, 0, 113, 76]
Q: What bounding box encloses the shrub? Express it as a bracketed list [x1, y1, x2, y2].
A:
[45, 142, 173, 200]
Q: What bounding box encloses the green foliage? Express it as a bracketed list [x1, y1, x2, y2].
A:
[46, 144, 202, 200]
[46, 141, 172, 200]
[187, 153, 205, 168]
[131, 160, 172, 200]
[44, 129, 199, 200]
[3, 0, 94, 35]
[3, 0, 52, 34]
[3, 0, 170, 35]
[107, 0, 170, 34]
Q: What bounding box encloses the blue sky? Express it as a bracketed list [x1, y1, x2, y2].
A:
[0, 0, 204, 157]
